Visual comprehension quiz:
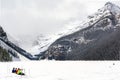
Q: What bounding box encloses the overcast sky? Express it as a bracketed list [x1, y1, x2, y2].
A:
[0, 0, 120, 38]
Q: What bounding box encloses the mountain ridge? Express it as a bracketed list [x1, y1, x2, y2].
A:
[0, 25, 39, 61]
[39, 2, 120, 60]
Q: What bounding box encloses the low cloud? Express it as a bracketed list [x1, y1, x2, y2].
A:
[0, 0, 119, 38]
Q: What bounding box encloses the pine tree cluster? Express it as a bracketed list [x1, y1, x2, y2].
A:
[0, 47, 12, 62]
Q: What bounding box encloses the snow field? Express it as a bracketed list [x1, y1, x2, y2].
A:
[0, 61, 120, 80]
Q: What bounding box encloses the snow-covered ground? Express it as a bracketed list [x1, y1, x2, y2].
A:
[0, 61, 120, 80]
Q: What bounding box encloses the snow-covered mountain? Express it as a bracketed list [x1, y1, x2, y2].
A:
[7, 34, 19, 47]
[2, 2, 120, 61]
[30, 18, 89, 55]
[30, 24, 80, 55]
[39, 2, 120, 60]
[29, 34, 58, 55]
[0, 26, 39, 61]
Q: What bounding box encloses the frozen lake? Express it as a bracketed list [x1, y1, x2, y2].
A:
[0, 61, 119, 80]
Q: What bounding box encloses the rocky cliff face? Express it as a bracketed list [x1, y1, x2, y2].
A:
[0, 26, 12, 61]
[0, 25, 39, 61]
[42, 2, 120, 60]
[0, 26, 8, 40]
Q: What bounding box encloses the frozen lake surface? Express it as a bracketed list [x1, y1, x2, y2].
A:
[0, 61, 119, 80]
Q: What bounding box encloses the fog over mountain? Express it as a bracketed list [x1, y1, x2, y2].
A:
[0, 0, 119, 37]
[40, 2, 120, 60]
[1, 0, 120, 60]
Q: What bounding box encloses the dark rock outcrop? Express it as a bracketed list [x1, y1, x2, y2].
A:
[42, 2, 120, 60]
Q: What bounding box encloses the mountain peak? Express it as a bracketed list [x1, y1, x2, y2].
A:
[104, 2, 120, 13]
[104, 2, 115, 10]
[105, 2, 114, 6]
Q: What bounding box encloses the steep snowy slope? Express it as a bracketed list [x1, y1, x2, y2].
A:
[30, 34, 62, 55]
[31, 19, 89, 55]
[7, 34, 19, 47]
[0, 26, 39, 61]
[41, 2, 120, 60]
[32, 2, 120, 56]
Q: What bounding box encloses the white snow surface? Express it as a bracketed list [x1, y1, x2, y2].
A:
[0, 61, 120, 80]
